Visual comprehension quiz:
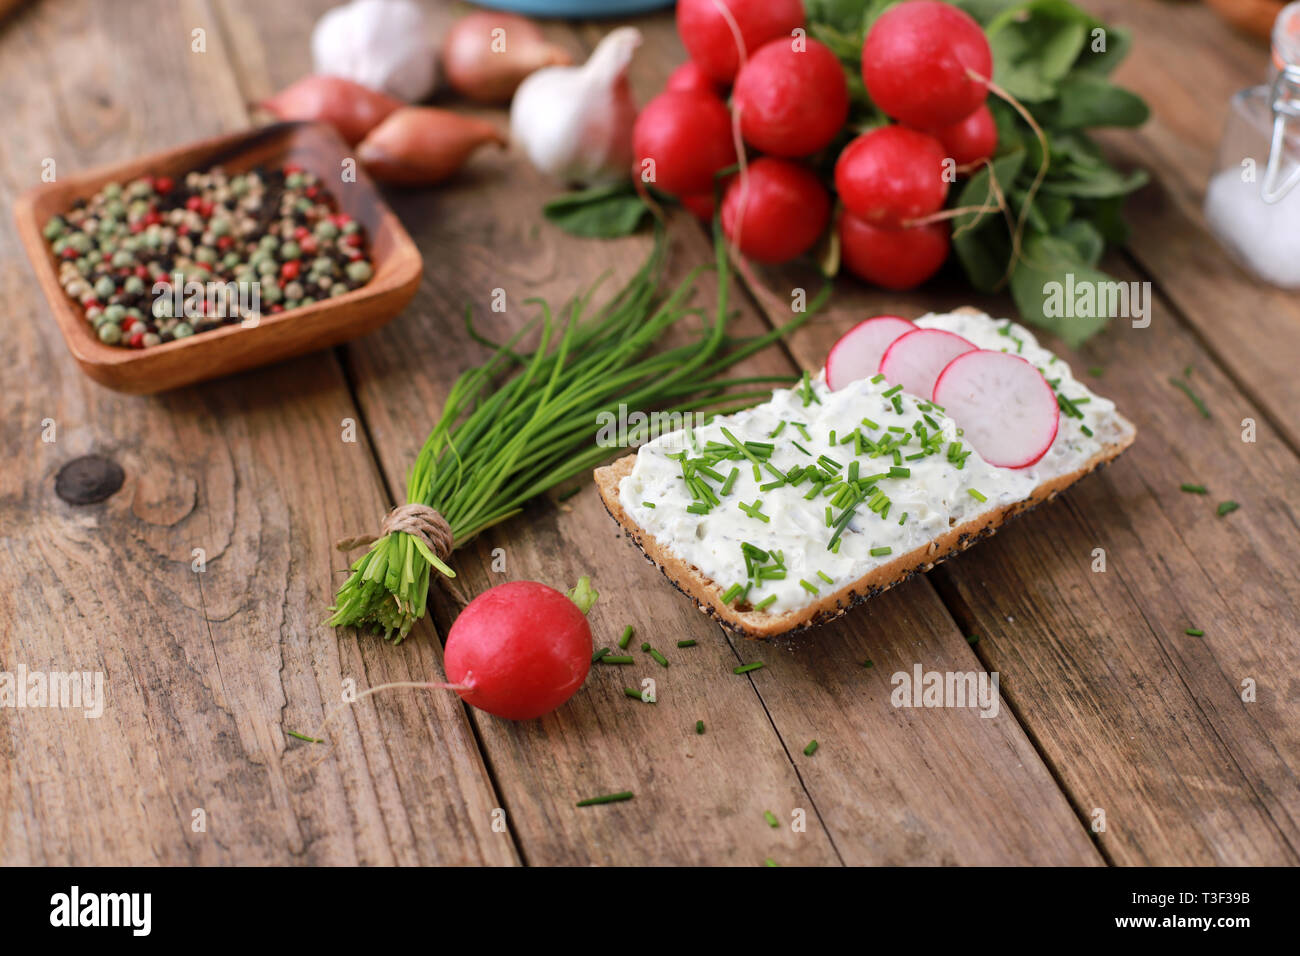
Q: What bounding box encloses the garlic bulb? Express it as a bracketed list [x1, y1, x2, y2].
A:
[311, 0, 438, 103]
[510, 26, 641, 185]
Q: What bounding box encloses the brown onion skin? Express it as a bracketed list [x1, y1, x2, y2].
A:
[356, 107, 506, 186]
[442, 10, 573, 105]
[259, 75, 403, 146]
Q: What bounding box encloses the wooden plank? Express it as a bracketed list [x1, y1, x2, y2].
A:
[933, 261, 1300, 865]
[0, 0, 512, 866]
[746, 241, 1300, 862]
[1076, 0, 1300, 452]
[628, 0, 1300, 865]
[208, 4, 1104, 864]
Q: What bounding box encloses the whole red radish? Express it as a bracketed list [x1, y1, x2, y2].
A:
[835, 126, 950, 227]
[444, 578, 596, 720]
[928, 103, 997, 167]
[732, 38, 849, 158]
[863, 0, 992, 128]
[633, 90, 737, 196]
[665, 60, 721, 97]
[839, 212, 950, 290]
[932, 350, 1060, 468]
[825, 315, 916, 391]
[878, 327, 976, 399]
[676, 0, 805, 83]
[721, 158, 830, 264]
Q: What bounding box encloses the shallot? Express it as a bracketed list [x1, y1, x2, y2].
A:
[259, 74, 403, 146]
[510, 26, 641, 184]
[356, 107, 506, 186]
[443, 10, 572, 105]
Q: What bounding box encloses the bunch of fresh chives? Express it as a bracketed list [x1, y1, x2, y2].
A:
[327, 227, 819, 641]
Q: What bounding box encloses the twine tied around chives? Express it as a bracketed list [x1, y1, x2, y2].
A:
[335, 503, 455, 560]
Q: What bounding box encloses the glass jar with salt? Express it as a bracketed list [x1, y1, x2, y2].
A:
[1204, 2, 1300, 288]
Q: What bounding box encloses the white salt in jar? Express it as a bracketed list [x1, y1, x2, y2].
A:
[1204, 2, 1300, 288]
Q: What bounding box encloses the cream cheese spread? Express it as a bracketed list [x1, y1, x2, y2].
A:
[617, 311, 1131, 615]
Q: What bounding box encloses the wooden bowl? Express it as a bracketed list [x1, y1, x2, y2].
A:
[13, 122, 423, 394]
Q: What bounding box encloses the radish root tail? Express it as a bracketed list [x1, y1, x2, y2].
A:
[969, 69, 1050, 289]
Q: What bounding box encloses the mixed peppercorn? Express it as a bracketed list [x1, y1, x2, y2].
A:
[43, 163, 374, 348]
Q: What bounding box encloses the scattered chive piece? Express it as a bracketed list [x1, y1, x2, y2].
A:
[799, 578, 820, 595]
[753, 594, 778, 611]
[870, 373, 885, 384]
[765, 858, 779, 867]
[624, 687, 654, 703]
[1217, 500, 1240, 517]
[677, 639, 697, 648]
[793, 421, 811, 441]
[286, 730, 320, 743]
[734, 662, 765, 675]
[601, 655, 634, 664]
[769, 420, 787, 438]
[695, 720, 705, 734]
[862, 659, 873, 669]
[648, 648, 669, 667]
[817, 570, 834, 585]
[1080, 424, 1094, 437]
[791, 440, 812, 456]
[720, 467, 740, 497]
[1169, 376, 1211, 419]
[967, 634, 980, 645]
[1185, 627, 1205, 637]
[764, 810, 779, 828]
[803, 740, 819, 756]
[576, 791, 634, 807]
[861, 417, 879, 430]
[968, 488, 988, 503]
[1088, 366, 1104, 378]
[721, 582, 745, 605]
[889, 466, 911, 479]
[869, 546, 892, 557]
[592, 647, 612, 663]
[641, 641, 651, 652]
[642, 501, 656, 508]
[1180, 483, 1208, 495]
[618, 625, 634, 649]
[882, 384, 902, 397]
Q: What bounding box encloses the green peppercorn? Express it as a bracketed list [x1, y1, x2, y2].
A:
[93, 276, 116, 299]
[97, 323, 122, 345]
[172, 322, 194, 339]
[329, 284, 348, 298]
[257, 258, 277, 276]
[299, 296, 315, 307]
[279, 240, 301, 260]
[285, 172, 305, 189]
[260, 282, 282, 304]
[345, 260, 373, 283]
[314, 220, 339, 240]
[194, 246, 216, 264]
[111, 250, 134, 268]
[104, 304, 127, 323]
[102, 182, 123, 199]
[43, 217, 66, 240]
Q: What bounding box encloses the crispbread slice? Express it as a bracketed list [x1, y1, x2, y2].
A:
[594, 426, 1135, 639]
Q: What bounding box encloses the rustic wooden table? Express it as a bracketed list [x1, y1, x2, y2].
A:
[2, 0, 1297, 866]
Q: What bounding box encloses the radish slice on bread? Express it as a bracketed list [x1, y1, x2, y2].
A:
[878, 328, 976, 400]
[932, 350, 1060, 469]
[825, 315, 915, 390]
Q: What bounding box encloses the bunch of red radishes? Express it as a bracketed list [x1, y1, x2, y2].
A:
[633, 0, 999, 290]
